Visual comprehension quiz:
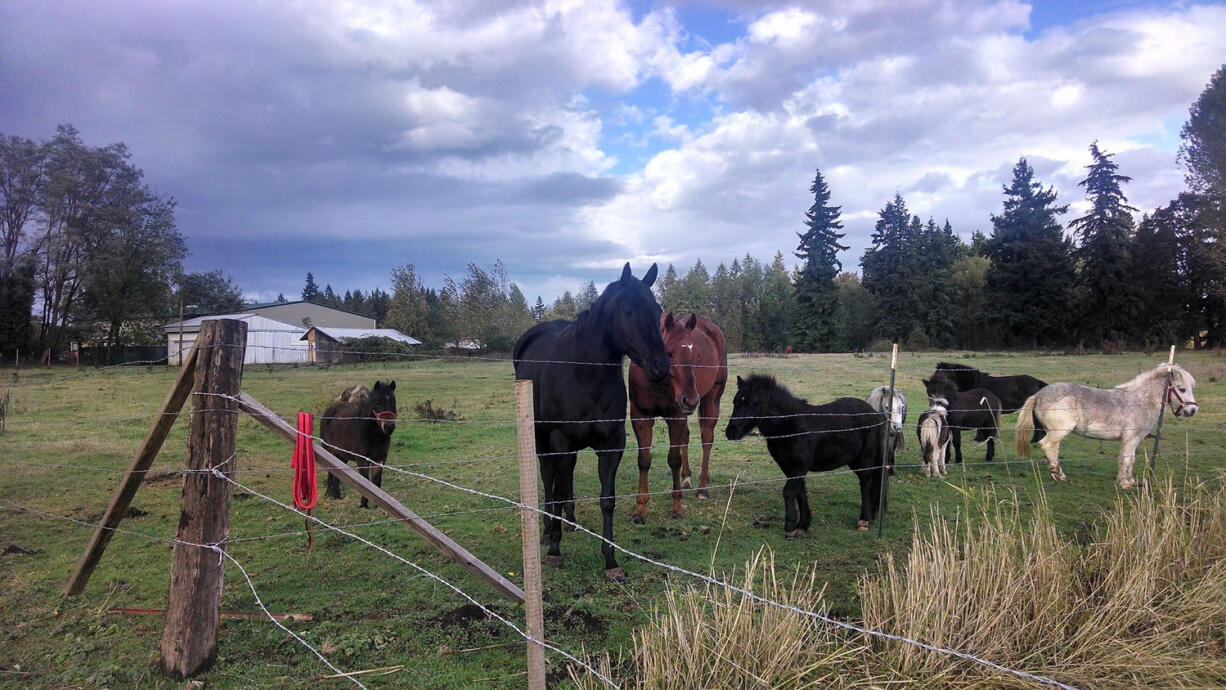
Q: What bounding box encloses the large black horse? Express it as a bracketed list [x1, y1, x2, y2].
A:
[922, 375, 1001, 463]
[513, 263, 670, 582]
[724, 374, 886, 537]
[934, 362, 1046, 441]
[933, 362, 1046, 414]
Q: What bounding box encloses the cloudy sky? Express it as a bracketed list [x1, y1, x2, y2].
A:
[2, 1, 1223, 304]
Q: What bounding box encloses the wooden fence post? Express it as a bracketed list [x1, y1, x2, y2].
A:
[159, 319, 247, 680]
[516, 380, 546, 690]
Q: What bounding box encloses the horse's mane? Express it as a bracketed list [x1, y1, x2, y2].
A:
[337, 385, 370, 404]
[742, 374, 808, 408]
[1116, 364, 1195, 390]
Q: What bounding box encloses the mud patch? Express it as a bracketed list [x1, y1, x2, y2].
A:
[545, 605, 607, 636]
[430, 603, 491, 627]
[123, 506, 149, 518]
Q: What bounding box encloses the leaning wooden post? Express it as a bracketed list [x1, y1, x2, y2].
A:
[159, 319, 247, 680]
[516, 380, 546, 690]
[876, 343, 897, 538]
[1145, 345, 1176, 491]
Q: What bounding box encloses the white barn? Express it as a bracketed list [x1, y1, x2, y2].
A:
[163, 313, 309, 365]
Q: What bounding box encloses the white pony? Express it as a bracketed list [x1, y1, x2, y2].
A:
[866, 386, 907, 457]
[916, 401, 951, 477]
[1016, 364, 1198, 488]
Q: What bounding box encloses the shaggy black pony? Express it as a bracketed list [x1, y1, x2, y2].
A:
[724, 374, 885, 537]
[922, 375, 1001, 463]
[513, 263, 670, 582]
[322, 381, 397, 508]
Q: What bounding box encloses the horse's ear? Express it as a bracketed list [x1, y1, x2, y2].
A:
[685, 313, 698, 330]
[736, 375, 744, 386]
[373, 380, 384, 391]
[642, 263, 658, 287]
[620, 262, 632, 282]
[664, 312, 674, 329]
[388, 380, 396, 391]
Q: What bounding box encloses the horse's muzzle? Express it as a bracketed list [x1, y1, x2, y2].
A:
[1180, 404, 1199, 418]
[645, 355, 671, 383]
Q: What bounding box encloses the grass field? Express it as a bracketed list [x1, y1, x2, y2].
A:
[2, 350, 1225, 688]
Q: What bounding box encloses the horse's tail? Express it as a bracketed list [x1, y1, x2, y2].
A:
[1015, 395, 1037, 459]
[919, 415, 939, 460]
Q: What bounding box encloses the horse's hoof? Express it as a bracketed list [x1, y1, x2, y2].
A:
[696, 489, 709, 500]
[1118, 480, 1136, 490]
[563, 522, 577, 532]
[785, 528, 805, 540]
[681, 477, 692, 490]
[670, 511, 684, 520]
[857, 520, 870, 532]
[604, 567, 627, 583]
[544, 555, 564, 567]
[630, 514, 646, 525]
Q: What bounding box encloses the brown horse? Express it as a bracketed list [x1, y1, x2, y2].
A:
[628, 313, 727, 522]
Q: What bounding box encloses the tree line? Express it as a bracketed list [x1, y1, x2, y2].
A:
[0, 125, 249, 362]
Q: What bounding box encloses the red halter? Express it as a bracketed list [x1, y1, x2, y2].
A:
[1167, 384, 1187, 413]
[374, 409, 397, 422]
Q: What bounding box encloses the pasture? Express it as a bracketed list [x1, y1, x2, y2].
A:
[2, 350, 1225, 687]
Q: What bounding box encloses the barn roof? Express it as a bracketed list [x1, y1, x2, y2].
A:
[162, 313, 307, 334]
[300, 326, 420, 346]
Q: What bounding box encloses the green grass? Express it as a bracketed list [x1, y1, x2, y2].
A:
[2, 351, 1224, 688]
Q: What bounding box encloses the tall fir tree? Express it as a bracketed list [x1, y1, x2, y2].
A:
[792, 169, 847, 351]
[301, 272, 320, 302]
[860, 193, 921, 342]
[984, 158, 1074, 347]
[531, 296, 546, 321]
[1069, 142, 1139, 345]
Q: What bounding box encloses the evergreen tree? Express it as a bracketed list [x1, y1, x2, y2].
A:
[711, 262, 744, 351]
[368, 288, 391, 325]
[914, 217, 961, 347]
[275, 292, 287, 303]
[969, 230, 990, 256]
[550, 291, 577, 320]
[834, 272, 876, 351]
[531, 296, 546, 321]
[671, 259, 712, 316]
[1070, 142, 1139, 345]
[949, 255, 990, 349]
[792, 168, 847, 351]
[322, 284, 339, 308]
[984, 158, 1074, 347]
[656, 264, 680, 311]
[1179, 64, 1226, 199]
[738, 255, 765, 351]
[1132, 200, 1193, 348]
[575, 280, 600, 312]
[301, 272, 320, 302]
[758, 252, 794, 351]
[860, 194, 921, 342]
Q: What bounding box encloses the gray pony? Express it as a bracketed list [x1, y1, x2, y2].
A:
[1016, 364, 1198, 488]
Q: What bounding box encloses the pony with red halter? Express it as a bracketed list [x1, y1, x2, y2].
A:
[322, 380, 397, 508]
[1016, 364, 1198, 488]
[628, 313, 727, 522]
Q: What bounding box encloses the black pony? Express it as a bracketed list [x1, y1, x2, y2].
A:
[513, 263, 670, 582]
[933, 362, 1046, 414]
[322, 381, 397, 508]
[724, 374, 885, 537]
[922, 375, 1001, 463]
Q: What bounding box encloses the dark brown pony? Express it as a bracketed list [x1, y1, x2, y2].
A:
[322, 381, 397, 508]
[628, 313, 727, 523]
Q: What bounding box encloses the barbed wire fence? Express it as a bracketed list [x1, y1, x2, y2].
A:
[0, 331, 1209, 687]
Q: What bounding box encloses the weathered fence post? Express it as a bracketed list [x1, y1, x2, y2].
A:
[877, 343, 897, 538]
[158, 318, 247, 680]
[515, 379, 547, 690]
[1145, 345, 1176, 491]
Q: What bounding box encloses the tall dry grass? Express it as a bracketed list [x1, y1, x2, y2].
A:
[577, 475, 1226, 688]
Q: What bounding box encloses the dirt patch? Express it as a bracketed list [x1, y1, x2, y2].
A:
[545, 605, 607, 636]
[430, 603, 491, 627]
[123, 507, 149, 518]
[3, 544, 36, 556]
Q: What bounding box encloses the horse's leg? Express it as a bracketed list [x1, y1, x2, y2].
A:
[856, 467, 874, 531]
[630, 410, 654, 525]
[1038, 425, 1068, 481]
[595, 447, 627, 581]
[695, 382, 723, 499]
[539, 456, 567, 564]
[326, 464, 342, 500]
[797, 476, 811, 533]
[937, 439, 948, 477]
[951, 427, 964, 464]
[1116, 434, 1143, 490]
[782, 475, 804, 538]
[665, 416, 689, 519]
[985, 426, 996, 463]
[559, 453, 577, 531]
[357, 460, 372, 509]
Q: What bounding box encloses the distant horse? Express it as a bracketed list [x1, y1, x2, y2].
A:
[1016, 364, 1198, 488]
[628, 313, 727, 523]
[923, 375, 1002, 463]
[866, 386, 907, 460]
[322, 381, 397, 509]
[725, 374, 885, 536]
[513, 263, 670, 582]
[916, 402, 951, 477]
